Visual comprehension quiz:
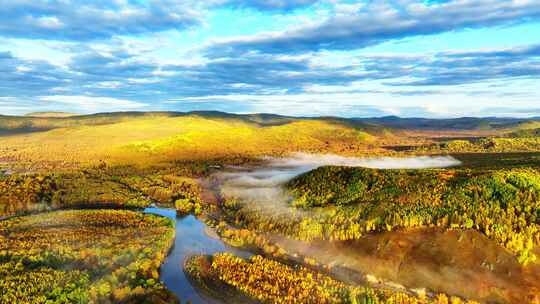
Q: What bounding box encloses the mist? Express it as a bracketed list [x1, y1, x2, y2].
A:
[216, 153, 461, 208]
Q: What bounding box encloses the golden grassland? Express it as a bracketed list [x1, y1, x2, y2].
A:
[0, 115, 394, 170]
[185, 253, 480, 304]
[2, 112, 540, 172]
[0, 209, 177, 304]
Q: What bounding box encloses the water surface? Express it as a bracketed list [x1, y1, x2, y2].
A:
[144, 155, 463, 302]
[144, 207, 251, 304]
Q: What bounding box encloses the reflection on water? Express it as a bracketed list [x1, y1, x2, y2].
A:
[144, 207, 251, 304]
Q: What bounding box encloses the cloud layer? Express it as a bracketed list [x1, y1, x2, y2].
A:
[0, 0, 201, 40]
[206, 0, 540, 55]
[0, 0, 539, 116]
[3, 42, 540, 95]
[1, 41, 538, 115]
[220, 0, 319, 12]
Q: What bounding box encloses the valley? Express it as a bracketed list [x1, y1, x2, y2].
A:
[1, 112, 539, 303]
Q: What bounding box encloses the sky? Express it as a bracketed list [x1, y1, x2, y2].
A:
[0, 0, 539, 118]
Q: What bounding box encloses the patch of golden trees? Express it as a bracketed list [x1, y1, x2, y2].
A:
[0, 210, 176, 303]
[223, 167, 540, 265]
[188, 253, 479, 304]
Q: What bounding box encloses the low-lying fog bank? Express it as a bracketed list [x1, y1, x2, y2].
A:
[217, 153, 461, 206]
[210, 154, 540, 302]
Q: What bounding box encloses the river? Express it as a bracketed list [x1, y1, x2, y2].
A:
[144, 154, 463, 303]
[144, 207, 251, 304]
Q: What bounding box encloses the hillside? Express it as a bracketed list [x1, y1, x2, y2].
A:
[25, 112, 80, 118]
[510, 128, 540, 138]
[0, 112, 182, 135]
[358, 116, 540, 131]
[0, 114, 393, 170]
[2, 111, 540, 170]
[285, 166, 540, 263]
[505, 121, 540, 138]
[3, 111, 538, 135]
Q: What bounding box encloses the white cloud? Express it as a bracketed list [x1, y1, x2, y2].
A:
[0, 1, 539, 118]
[36, 16, 64, 29]
[206, 0, 540, 55]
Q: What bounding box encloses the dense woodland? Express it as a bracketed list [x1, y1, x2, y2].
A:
[0, 163, 208, 218]
[220, 167, 540, 265]
[185, 253, 481, 304]
[0, 210, 176, 303]
[420, 138, 540, 153]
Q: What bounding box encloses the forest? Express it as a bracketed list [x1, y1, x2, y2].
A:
[0, 210, 176, 303]
[184, 253, 481, 304]
[0, 112, 539, 303]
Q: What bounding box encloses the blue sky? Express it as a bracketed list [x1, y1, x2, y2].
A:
[0, 0, 539, 118]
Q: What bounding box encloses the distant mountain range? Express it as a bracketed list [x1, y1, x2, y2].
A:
[25, 112, 80, 118]
[0, 111, 538, 135]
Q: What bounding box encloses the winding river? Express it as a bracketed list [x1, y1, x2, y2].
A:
[143, 155, 464, 303]
[144, 207, 251, 304]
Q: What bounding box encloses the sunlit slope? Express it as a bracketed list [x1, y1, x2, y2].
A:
[286, 166, 540, 264]
[0, 115, 384, 169]
[506, 121, 540, 138]
[25, 112, 80, 118]
[0, 111, 360, 134]
[0, 112, 178, 134]
[117, 120, 380, 162]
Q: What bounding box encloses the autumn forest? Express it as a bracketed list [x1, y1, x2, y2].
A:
[1, 112, 540, 304]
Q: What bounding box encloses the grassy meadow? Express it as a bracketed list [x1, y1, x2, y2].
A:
[0, 113, 394, 171]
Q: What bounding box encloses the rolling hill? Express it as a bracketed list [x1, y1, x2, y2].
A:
[0, 112, 394, 170]
[1, 111, 539, 171]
